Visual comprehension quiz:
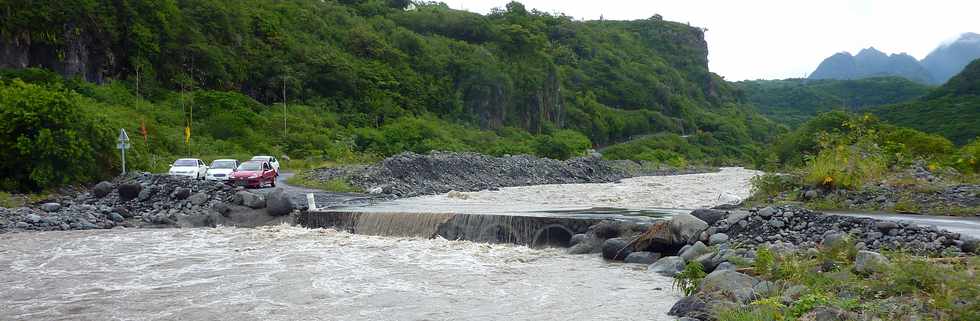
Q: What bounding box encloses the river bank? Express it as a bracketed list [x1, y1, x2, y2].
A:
[303, 151, 717, 197]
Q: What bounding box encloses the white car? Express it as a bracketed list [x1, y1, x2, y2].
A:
[250, 155, 280, 173]
[205, 159, 240, 181]
[169, 158, 209, 179]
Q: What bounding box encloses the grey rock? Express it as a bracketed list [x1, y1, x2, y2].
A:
[803, 189, 819, 200]
[874, 221, 899, 231]
[690, 209, 726, 225]
[212, 202, 231, 216]
[40, 203, 61, 212]
[236, 191, 266, 209]
[93, 181, 114, 198]
[648, 256, 687, 276]
[591, 221, 622, 239]
[821, 232, 848, 248]
[188, 193, 209, 206]
[725, 211, 750, 224]
[668, 295, 710, 320]
[567, 239, 599, 255]
[172, 188, 192, 200]
[138, 188, 153, 201]
[113, 206, 133, 218]
[569, 233, 588, 246]
[109, 212, 125, 222]
[15, 222, 29, 229]
[757, 206, 776, 218]
[601, 238, 633, 260]
[624, 251, 661, 264]
[679, 241, 710, 262]
[754, 280, 776, 296]
[709, 233, 730, 245]
[769, 218, 785, 228]
[25, 214, 42, 223]
[699, 270, 759, 303]
[117, 183, 142, 201]
[265, 188, 295, 216]
[694, 252, 722, 273]
[715, 262, 737, 271]
[854, 250, 890, 274]
[669, 214, 709, 245]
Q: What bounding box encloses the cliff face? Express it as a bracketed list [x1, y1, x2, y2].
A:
[0, 25, 115, 84]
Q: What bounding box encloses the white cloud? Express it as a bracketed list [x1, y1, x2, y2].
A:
[454, 0, 979, 80]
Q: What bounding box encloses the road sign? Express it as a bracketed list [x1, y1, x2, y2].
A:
[118, 128, 130, 175]
[118, 128, 130, 142]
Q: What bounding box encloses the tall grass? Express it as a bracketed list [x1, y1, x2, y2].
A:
[804, 133, 886, 190]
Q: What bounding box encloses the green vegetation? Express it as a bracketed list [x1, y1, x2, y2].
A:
[285, 172, 359, 193]
[718, 244, 980, 321]
[0, 0, 782, 191]
[736, 77, 930, 127]
[672, 261, 707, 296]
[871, 59, 980, 145]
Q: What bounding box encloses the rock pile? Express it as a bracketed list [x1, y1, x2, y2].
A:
[0, 174, 298, 233]
[569, 206, 976, 320]
[309, 151, 634, 197]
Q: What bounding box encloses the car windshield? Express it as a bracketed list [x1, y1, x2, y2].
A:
[251, 156, 270, 161]
[211, 160, 237, 169]
[238, 162, 262, 171]
[173, 159, 197, 166]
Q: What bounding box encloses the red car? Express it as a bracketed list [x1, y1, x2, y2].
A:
[230, 160, 277, 188]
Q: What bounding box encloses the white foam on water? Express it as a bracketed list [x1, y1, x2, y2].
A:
[0, 226, 680, 320]
[350, 167, 762, 214]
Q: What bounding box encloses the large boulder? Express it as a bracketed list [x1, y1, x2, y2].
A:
[172, 188, 192, 200]
[265, 188, 295, 216]
[591, 221, 622, 239]
[40, 203, 61, 212]
[699, 270, 759, 304]
[188, 193, 209, 206]
[648, 256, 686, 276]
[569, 234, 589, 246]
[624, 251, 661, 264]
[709, 233, 730, 245]
[567, 237, 600, 254]
[236, 191, 266, 209]
[117, 183, 142, 202]
[668, 294, 711, 320]
[601, 238, 633, 260]
[93, 181, 114, 198]
[669, 214, 708, 245]
[853, 250, 890, 274]
[690, 209, 727, 225]
[679, 241, 710, 262]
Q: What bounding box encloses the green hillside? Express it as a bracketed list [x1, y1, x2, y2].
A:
[871, 59, 980, 145]
[0, 0, 780, 191]
[735, 77, 931, 126]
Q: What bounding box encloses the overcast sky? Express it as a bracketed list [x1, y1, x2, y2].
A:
[454, 0, 979, 80]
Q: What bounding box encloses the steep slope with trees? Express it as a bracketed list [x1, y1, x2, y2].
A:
[871, 59, 980, 145]
[735, 77, 930, 126]
[0, 0, 780, 191]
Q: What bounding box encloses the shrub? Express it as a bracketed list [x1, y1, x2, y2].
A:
[0, 79, 114, 191]
[532, 130, 591, 160]
[750, 173, 796, 199]
[673, 261, 706, 296]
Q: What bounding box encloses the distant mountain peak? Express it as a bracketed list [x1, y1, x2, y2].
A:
[922, 32, 980, 84]
[812, 33, 980, 85]
[857, 47, 885, 56]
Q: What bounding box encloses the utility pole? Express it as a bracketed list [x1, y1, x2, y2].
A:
[283, 74, 287, 138]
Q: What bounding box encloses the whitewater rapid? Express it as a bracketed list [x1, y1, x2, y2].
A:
[0, 225, 680, 321]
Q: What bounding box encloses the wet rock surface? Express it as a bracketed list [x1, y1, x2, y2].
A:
[307, 151, 711, 198]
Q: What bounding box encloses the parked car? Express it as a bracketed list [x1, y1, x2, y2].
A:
[169, 158, 209, 179]
[230, 160, 277, 188]
[250, 155, 280, 173]
[205, 159, 240, 181]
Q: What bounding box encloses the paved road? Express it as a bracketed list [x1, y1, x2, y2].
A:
[268, 172, 380, 210]
[828, 211, 980, 239]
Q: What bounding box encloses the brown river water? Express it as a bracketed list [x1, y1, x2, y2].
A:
[0, 225, 680, 321]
